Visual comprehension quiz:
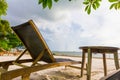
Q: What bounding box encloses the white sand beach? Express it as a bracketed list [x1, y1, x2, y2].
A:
[0, 55, 118, 80]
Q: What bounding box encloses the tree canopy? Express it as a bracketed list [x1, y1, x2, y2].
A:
[0, 0, 8, 17]
[38, 0, 120, 14]
[0, 0, 22, 51]
[0, 19, 22, 51]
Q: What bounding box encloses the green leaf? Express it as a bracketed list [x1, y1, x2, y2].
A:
[0, 0, 8, 16]
[0, 19, 21, 51]
[83, 1, 89, 5]
[92, 3, 97, 10]
[109, 0, 118, 2]
[85, 5, 89, 11]
[38, 0, 43, 4]
[110, 3, 116, 9]
[87, 5, 91, 14]
[98, 0, 102, 2]
[115, 3, 118, 9]
[47, 0, 52, 9]
[118, 2, 120, 9]
[42, 0, 47, 9]
[54, 0, 59, 2]
[96, 1, 100, 8]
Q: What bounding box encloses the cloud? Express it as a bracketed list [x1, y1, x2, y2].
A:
[3, 0, 120, 51]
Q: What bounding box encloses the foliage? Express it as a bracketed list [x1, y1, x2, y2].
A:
[83, 0, 101, 14]
[0, 39, 9, 50]
[0, 1, 22, 51]
[109, 0, 120, 10]
[0, 0, 8, 17]
[0, 33, 22, 51]
[0, 20, 11, 36]
[38, 0, 120, 14]
[38, 0, 58, 9]
[6, 33, 22, 49]
[0, 20, 22, 51]
[1, 0, 120, 51]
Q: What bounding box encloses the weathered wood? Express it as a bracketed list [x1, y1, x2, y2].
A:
[12, 62, 28, 68]
[0, 20, 82, 80]
[12, 20, 55, 63]
[0, 59, 33, 68]
[103, 53, 107, 76]
[0, 68, 7, 73]
[66, 65, 86, 70]
[14, 49, 27, 62]
[79, 46, 119, 80]
[0, 61, 80, 80]
[114, 51, 119, 69]
[31, 49, 45, 66]
[87, 48, 92, 80]
[79, 46, 119, 53]
[80, 50, 86, 77]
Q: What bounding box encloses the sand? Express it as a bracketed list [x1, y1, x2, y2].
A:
[0, 55, 117, 80]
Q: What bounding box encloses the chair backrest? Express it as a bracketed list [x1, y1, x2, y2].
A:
[12, 20, 55, 63]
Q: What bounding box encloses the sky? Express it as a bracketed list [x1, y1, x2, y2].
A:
[3, 0, 120, 51]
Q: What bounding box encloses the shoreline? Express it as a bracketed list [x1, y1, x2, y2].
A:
[53, 51, 117, 59]
[54, 54, 116, 60]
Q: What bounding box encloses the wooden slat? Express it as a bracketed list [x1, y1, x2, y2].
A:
[12, 62, 28, 68]
[0, 59, 33, 68]
[14, 49, 27, 62]
[31, 49, 45, 66]
[66, 65, 86, 70]
[0, 61, 80, 80]
[0, 68, 7, 73]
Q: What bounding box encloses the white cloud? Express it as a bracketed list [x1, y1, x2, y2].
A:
[3, 0, 120, 51]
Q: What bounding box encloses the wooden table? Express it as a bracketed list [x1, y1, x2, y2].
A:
[79, 46, 119, 80]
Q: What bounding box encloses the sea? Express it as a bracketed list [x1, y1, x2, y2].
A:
[52, 51, 120, 59]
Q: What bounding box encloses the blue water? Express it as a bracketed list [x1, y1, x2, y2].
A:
[52, 51, 119, 59]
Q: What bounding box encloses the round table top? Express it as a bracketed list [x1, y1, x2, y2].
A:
[79, 46, 119, 50]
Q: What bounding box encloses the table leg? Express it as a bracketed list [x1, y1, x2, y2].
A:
[81, 50, 86, 77]
[114, 52, 119, 69]
[103, 53, 107, 76]
[87, 48, 92, 80]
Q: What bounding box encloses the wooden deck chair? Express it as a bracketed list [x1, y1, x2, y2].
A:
[0, 20, 81, 80]
[11, 20, 81, 67]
